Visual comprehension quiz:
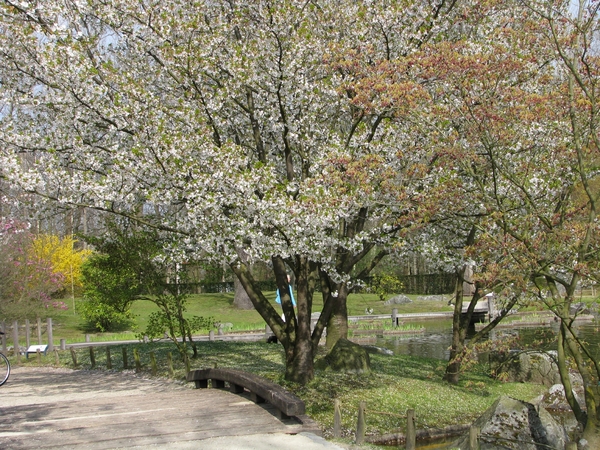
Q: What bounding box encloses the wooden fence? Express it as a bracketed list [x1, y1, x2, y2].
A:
[340, 400, 480, 450]
[1, 318, 54, 355]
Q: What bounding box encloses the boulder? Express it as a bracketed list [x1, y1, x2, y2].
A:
[384, 295, 412, 305]
[541, 372, 585, 413]
[451, 396, 567, 450]
[490, 351, 561, 386]
[317, 338, 371, 374]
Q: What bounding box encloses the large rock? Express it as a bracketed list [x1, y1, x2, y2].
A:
[451, 396, 567, 450]
[490, 351, 561, 386]
[541, 372, 585, 413]
[317, 338, 371, 374]
[384, 295, 412, 305]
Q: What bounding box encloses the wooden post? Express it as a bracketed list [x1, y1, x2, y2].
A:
[70, 347, 78, 367]
[167, 352, 174, 377]
[36, 349, 42, 364]
[60, 339, 66, 350]
[37, 317, 42, 344]
[469, 426, 479, 450]
[122, 347, 128, 369]
[150, 351, 157, 376]
[333, 399, 342, 438]
[1, 321, 7, 353]
[54, 349, 60, 365]
[209, 330, 215, 341]
[12, 320, 20, 362]
[133, 348, 141, 373]
[392, 308, 398, 327]
[106, 347, 112, 369]
[355, 401, 366, 445]
[89, 347, 96, 369]
[85, 334, 91, 343]
[25, 319, 31, 349]
[406, 409, 416, 450]
[47, 318, 54, 352]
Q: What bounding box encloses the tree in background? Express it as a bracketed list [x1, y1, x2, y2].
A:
[80, 220, 212, 362]
[79, 250, 139, 332]
[0, 220, 72, 319]
[30, 234, 91, 298]
[368, 274, 403, 303]
[139, 264, 213, 366]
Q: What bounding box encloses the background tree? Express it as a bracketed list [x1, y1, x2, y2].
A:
[30, 234, 91, 297]
[80, 220, 212, 361]
[0, 220, 69, 319]
[474, 1, 600, 445]
[79, 250, 140, 332]
[368, 274, 403, 303]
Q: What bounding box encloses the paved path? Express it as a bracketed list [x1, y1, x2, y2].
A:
[0, 367, 345, 450]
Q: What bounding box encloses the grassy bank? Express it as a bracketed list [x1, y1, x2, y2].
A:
[10, 339, 546, 442]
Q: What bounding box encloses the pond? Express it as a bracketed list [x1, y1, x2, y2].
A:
[367, 316, 600, 361]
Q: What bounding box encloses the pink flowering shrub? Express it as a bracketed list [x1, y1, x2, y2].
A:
[0, 219, 68, 319]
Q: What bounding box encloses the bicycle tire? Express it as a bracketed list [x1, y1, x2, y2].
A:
[0, 352, 10, 386]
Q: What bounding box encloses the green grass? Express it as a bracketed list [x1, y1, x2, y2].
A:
[40, 292, 453, 344]
[10, 339, 546, 440]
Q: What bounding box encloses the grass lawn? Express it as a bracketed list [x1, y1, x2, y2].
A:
[45, 292, 453, 344]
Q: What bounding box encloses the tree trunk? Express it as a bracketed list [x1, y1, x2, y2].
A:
[284, 260, 314, 383]
[233, 274, 254, 310]
[231, 255, 320, 384]
[564, 319, 600, 446]
[325, 283, 349, 349]
[444, 274, 465, 384]
[555, 322, 586, 426]
[444, 265, 484, 384]
[582, 413, 600, 450]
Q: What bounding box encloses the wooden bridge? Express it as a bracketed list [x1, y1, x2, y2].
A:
[0, 367, 323, 450]
[461, 295, 496, 326]
[385, 295, 496, 327]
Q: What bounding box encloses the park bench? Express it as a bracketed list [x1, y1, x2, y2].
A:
[187, 368, 305, 420]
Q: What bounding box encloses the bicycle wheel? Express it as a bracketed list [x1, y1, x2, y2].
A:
[0, 352, 10, 386]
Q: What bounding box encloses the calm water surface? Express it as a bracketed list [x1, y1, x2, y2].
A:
[372, 317, 600, 361]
